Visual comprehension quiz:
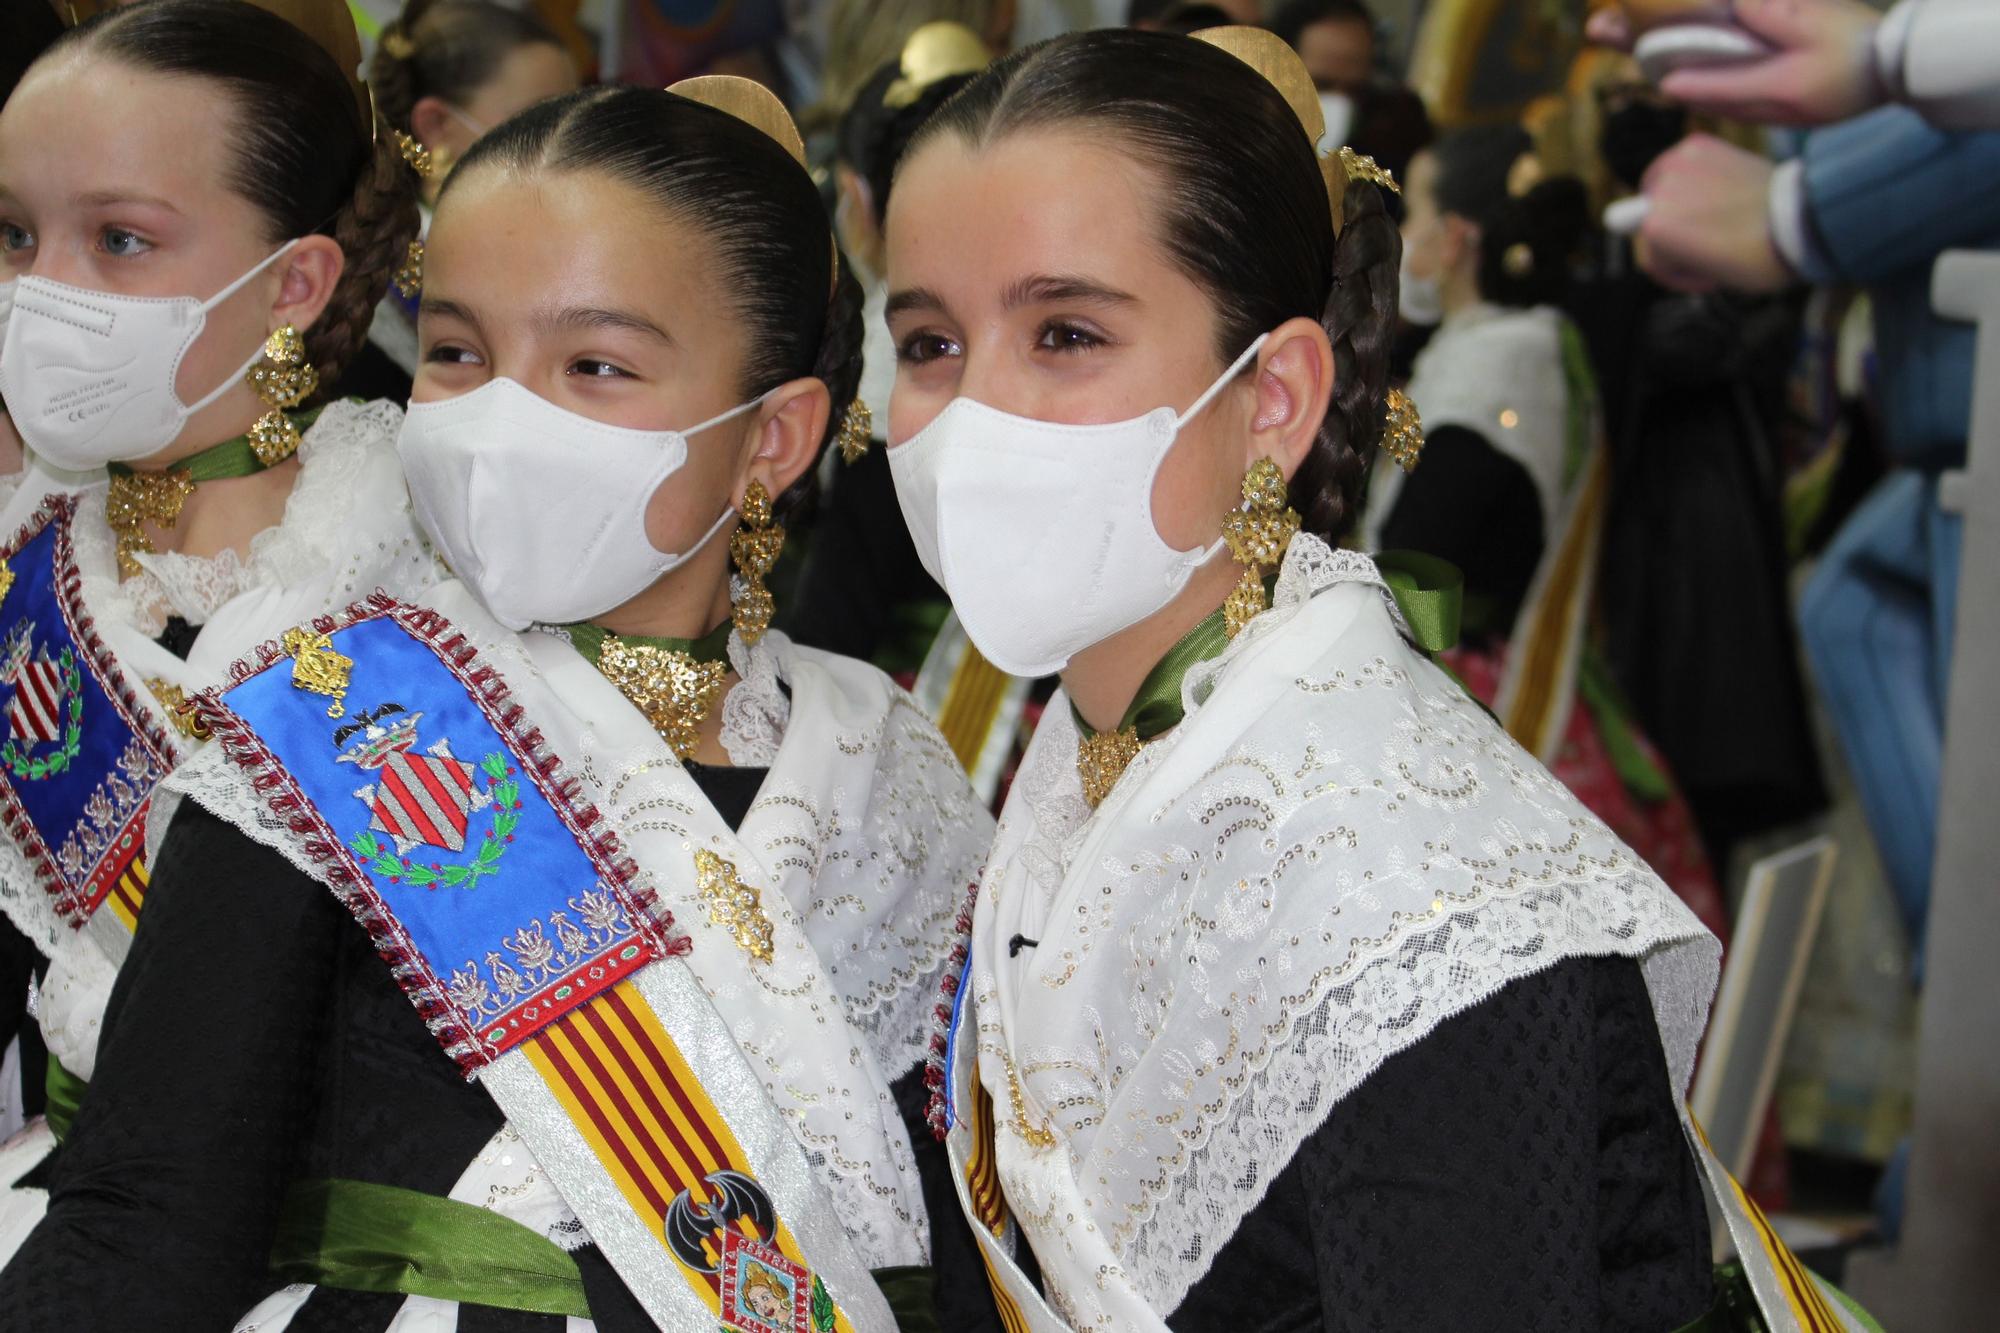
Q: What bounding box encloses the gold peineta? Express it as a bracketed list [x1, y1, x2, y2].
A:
[883, 22, 992, 109]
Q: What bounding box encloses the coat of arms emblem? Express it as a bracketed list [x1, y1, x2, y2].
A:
[337, 703, 521, 889]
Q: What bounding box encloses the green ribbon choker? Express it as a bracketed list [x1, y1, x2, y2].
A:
[1076, 551, 1463, 744]
[561, 618, 733, 668]
[105, 404, 324, 483]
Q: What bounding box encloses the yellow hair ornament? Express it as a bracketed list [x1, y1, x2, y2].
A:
[666, 75, 808, 169]
[883, 22, 992, 110]
[243, 0, 370, 123]
[665, 75, 833, 293]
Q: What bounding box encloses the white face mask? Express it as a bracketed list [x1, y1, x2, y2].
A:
[1398, 248, 1444, 327]
[0, 240, 298, 469]
[398, 377, 758, 631]
[887, 335, 1265, 677]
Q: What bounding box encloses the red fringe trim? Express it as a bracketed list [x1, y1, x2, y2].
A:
[926, 876, 982, 1140]
[190, 591, 691, 1076]
[0, 495, 182, 930]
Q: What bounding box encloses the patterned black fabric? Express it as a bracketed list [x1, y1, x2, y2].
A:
[155, 616, 201, 661]
[0, 760, 995, 1331]
[1376, 424, 1545, 639]
[1161, 955, 1714, 1332]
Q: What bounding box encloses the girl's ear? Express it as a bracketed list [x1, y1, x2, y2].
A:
[736, 376, 832, 507]
[269, 235, 345, 340]
[1247, 314, 1335, 481]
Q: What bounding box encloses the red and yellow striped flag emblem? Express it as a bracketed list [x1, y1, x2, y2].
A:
[522, 980, 854, 1331]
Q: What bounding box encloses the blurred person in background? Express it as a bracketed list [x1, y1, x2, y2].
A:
[1272, 0, 1433, 200]
[344, 0, 578, 403]
[1371, 124, 1731, 940]
[1601, 4, 2000, 968]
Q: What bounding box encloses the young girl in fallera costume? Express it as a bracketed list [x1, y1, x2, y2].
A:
[0, 78, 996, 1333]
[344, 0, 579, 404]
[0, 0, 434, 1247]
[887, 27, 1876, 1333]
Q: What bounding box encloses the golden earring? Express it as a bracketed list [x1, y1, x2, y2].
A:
[1219, 458, 1301, 638]
[1382, 389, 1425, 473]
[245, 325, 318, 466]
[836, 399, 872, 464]
[729, 481, 785, 645]
[391, 240, 424, 300]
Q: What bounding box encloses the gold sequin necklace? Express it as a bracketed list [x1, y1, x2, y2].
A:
[104, 405, 321, 578]
[564, 619, 734, 762]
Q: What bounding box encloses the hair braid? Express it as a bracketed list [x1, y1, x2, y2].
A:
[1294, 176, 1400, 541]
[306, 130, 422, 391]
[775, 257, 866, 523]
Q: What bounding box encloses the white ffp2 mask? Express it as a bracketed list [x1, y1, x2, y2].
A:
[887, 336, 1265, 677]
[0, 241, 298, 469]
[397, 377, 757, 631]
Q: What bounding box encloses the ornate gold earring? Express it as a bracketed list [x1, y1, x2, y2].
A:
[836, 399, 873, 464]
[729, 481, 785, 644]
[1219, 458, 1301, 638]
[391, 240, 424, 300]
[1382, 389, 1425, 472]
[244, 325, 318, 466]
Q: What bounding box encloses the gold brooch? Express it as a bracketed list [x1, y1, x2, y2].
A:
[106, 470, 197, 578]
[1076, 725, 1143, 810]
[0, 558, 13, 610]
[693, 849, 775, 963]
[1001, 1052, 1057, 1149]
[596, 639, 729, 762]
[146, 679, 211, 741]
[1382, 388, 1425, 472]
[282, 627, 352, 718]
[1338, 146, 1400, 194]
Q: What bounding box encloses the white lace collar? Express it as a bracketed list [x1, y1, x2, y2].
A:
[966, 533, 1719, 1327]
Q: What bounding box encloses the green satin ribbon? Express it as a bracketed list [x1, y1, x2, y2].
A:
[43, 1056, 86, 1145]
[562, 618, 732, 668]
[269, 1178, 591, 1317]
[1670, 1262, 1883, 1333]
[1576, 647, 1674, 804]
[1372, 549, 1463, 655]
[272, 1178, 942, 1327]
[105, 405, 324, 484]
[1077, 555, 1465, 743]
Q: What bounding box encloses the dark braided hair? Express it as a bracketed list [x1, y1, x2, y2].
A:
[449, 86, 862, 522]
[908, 29, 1401, 543]
[369, 0, 562, 141]
[54, 0, 420, 391]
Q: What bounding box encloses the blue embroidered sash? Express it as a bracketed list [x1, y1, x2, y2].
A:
[190, 596, 886, 1331]
[0, 497, 177, 930]
[194, 598, 677, 1071]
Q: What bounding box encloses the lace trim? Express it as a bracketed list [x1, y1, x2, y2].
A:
[1130, 877, 1708, 1314]
[721, 627, 788, 766]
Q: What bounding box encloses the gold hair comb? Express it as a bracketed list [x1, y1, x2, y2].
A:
[883, 22, 992, 109]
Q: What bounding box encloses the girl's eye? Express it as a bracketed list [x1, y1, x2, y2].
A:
[424, 342, 483, 366]
[896, 331, 961, 365]
[0, 222, 33, 254]
[568, 358, 631, 380]
[1036, 321, 1104, 354]
[99, 227, 150, 258]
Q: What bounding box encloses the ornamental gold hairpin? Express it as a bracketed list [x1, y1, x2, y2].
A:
[883, 22, 992, 109]
[665, 75, 839, 296]
[1194, 26, 1405, 235]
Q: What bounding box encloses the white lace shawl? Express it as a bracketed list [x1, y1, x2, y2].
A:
[0, 399, 440, 1069]
[165, 579, 995, 1270]
[969, 534, 1721, 1327]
